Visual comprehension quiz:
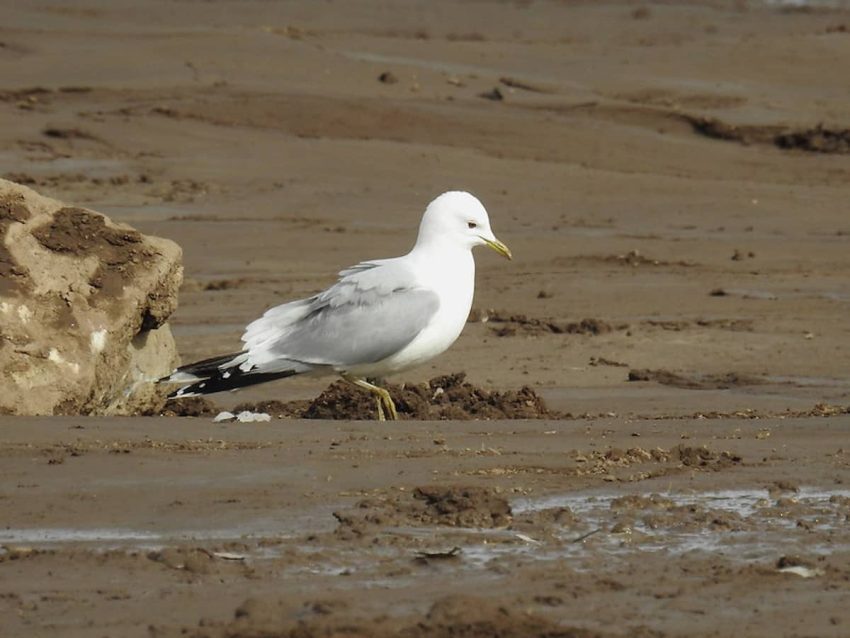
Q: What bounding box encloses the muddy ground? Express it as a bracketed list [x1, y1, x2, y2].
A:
[2, 417, 849, 637]
[1, 1, 850, 636]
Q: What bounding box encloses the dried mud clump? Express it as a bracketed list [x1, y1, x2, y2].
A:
[42, 126, 100, 141]
[564, 444, 741, 480]
[610, 493, 747, 533]
[775, 125, 850, 154]
[232, 372, 555, 420]
[603, 249, 695, 268]
[660, 402, 850, 421]
[300, 381, 379, 419]
[412, 486, 512, 527]
[805, 403, 850, 417]
[686, 115, 850, 155]
[470, 309, 622, 338]
[333, 485, 512, 538]
[628, 368, 764, 390]
[687, 116, 780, 145]
[643, 318, 753, 332]
[32, 207, 151, 300]
[675, 444, 742, 470]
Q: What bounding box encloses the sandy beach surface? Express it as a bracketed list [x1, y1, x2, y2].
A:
[1, 1, 849, 636]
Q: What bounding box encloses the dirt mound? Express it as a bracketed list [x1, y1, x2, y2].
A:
[230, 372, 555, 420]
[334, 485, 512, 538]
[158, 396, 218, 417]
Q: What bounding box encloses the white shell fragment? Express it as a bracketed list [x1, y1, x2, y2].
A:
[778, 566, 823, 578]
[236, 411, 272, 423]
[213, 410, 272, 423]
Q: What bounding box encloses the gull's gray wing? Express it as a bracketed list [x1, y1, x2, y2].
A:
[241, 260, 440, 372]
[271, 286, 439, 367]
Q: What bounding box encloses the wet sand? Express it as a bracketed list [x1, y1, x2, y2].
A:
[2, 416, 850, 637]
[2, 0, 850, 635]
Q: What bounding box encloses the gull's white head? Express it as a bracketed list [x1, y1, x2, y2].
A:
[415, 191, 512, 259]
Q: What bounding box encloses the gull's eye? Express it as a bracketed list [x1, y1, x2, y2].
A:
[467, 221, 477, 229]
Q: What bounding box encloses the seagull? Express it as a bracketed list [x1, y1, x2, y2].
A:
[161, 191, 512, 420]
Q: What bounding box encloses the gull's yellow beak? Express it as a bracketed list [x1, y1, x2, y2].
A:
[482, 236, 513, 260]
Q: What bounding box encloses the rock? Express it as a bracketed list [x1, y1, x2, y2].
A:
[0, 178, 182, 415]
[478, 87, 504, 101]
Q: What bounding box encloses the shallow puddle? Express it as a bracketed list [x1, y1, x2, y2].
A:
[510, 486, 850, 563]
[0, 519, 300, 552]
[3, 487, 848, 579]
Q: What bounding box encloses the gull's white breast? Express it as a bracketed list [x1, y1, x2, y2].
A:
[347, 249, 475, 377]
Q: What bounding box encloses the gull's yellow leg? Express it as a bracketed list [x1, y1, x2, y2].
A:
[375, 395, 386, 422]
[377, 386, 398, 421]
[342, 375, 398, 421]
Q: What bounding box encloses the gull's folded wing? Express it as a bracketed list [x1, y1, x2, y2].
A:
[241, 260, 440, 372]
